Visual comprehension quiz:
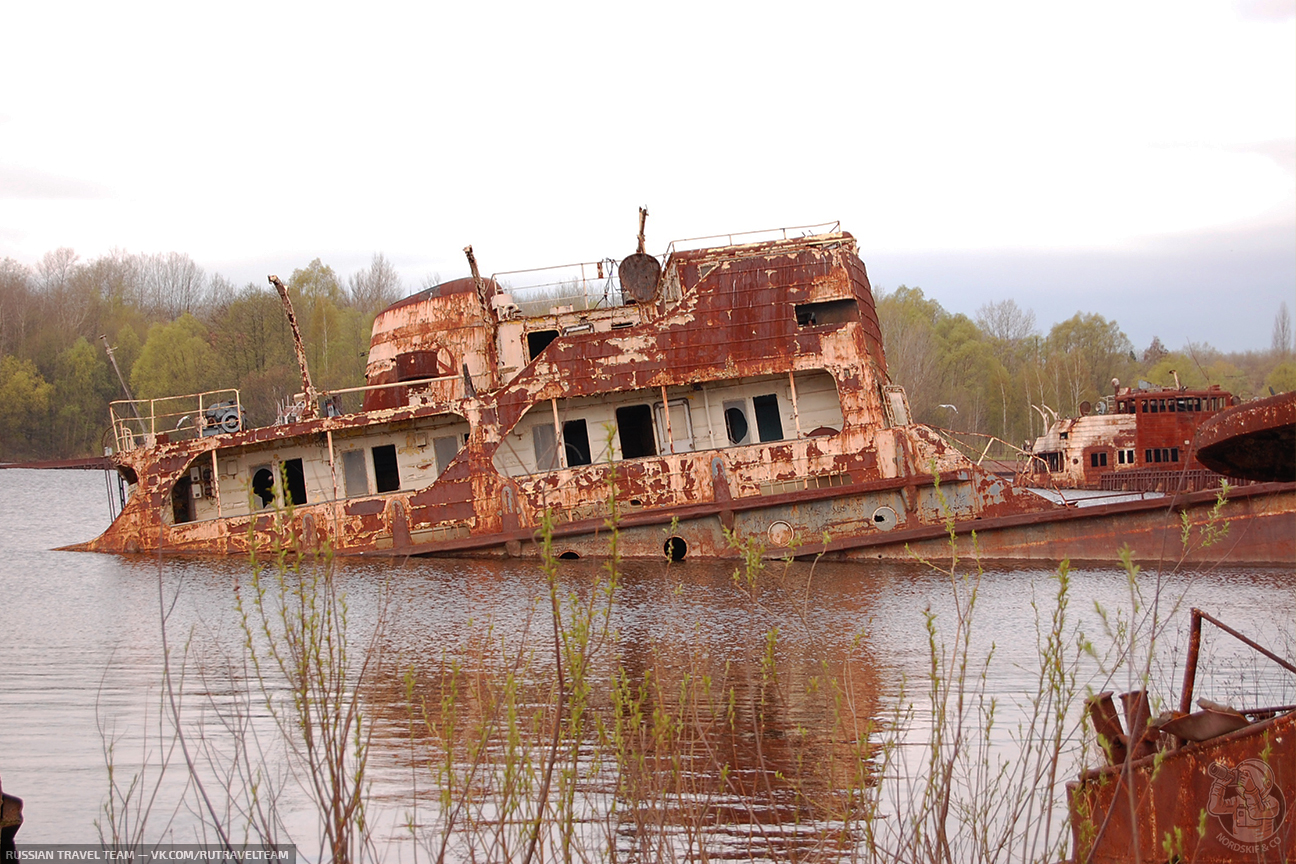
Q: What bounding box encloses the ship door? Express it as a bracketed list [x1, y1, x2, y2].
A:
[654, 399, 694, 454]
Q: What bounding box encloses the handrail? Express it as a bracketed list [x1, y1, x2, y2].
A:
[1180, 608, 1296, 716]
[109, 389, 242, 452]
[664, 221, 842, 256]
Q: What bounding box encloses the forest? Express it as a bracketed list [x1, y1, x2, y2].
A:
[0, 246, 1292, 461]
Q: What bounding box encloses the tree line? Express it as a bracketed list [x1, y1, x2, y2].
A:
[0, 246, 1291, 461]
[0, 248, 418, 460]
[876, 287, 1295, 452]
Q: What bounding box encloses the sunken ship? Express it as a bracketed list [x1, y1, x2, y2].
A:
[76, 220, 1295, 563]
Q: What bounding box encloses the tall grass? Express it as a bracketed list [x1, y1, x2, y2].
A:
[95, 477, 1284, 862]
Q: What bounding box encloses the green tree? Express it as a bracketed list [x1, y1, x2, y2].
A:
[287, 259, 369, 390]
[1265, 360, 1296, 394]
[130, 314, 221, 399]
[52, 337, 115, 456]
[0, 355, 54, 459]
[1044, 313, 1134, 413]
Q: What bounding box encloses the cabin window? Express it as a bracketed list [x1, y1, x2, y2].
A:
[533, 423, 559, 471]
[795, 298, 859, 327]
[1090, 452, 1108, 468]
[527, 329, 560, 361]
[1168, 399, 1176, 412]
[563, 419, 592, 466]
[1140, 400, 1147, 413]
[723, 401, 750, 445]
[372, 444, 401, 493]
[616, 405, 657, 459]
[1118, 450, 1125, 464]
[1171, 448, 1179, 462]
[753, 394, 784, 442]
[1128, 449, 1135, 464]
[282, 459, 307, 506]
[251, 464, 275, 509]
[433, 435, 462, 477]
[341, 450, 369, 497]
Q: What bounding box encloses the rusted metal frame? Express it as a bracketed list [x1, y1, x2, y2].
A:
[700, 385, 718, 449]
[210, 450, 222, 519]
[550, 399, 563, 469]
[1075, 710, 1294, 784]
[663, 224, 844, 258]
[1181, 607, 1296, 717]
[269, 275, 318, 421]
[661, 386, 674, 454]
[787, 371, 801, 438]
[803, 481, 1295, 558]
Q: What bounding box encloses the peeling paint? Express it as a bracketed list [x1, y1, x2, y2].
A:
[73, 229, 1294, 564]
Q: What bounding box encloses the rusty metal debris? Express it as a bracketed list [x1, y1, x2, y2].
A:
[1068, 609, 1296, 863]
[67, 222, 1296, 563]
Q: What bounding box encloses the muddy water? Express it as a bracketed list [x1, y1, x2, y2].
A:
[1, 468, 1292, 856]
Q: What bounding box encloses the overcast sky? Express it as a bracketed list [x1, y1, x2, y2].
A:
[1, 1, 1292, 353]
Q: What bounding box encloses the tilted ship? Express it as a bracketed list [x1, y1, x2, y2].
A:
[74, 219, 1295, 563]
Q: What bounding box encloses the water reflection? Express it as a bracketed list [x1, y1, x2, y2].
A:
[0, 469, 1291, 861]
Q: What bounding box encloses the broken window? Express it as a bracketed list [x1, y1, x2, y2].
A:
[341, 450, 368, 497]
[527, 329, 560, 361]
[563, 419, 592, 466]
[723, 401, 750, 445]
[433, 435, 462, 477]
[753, 394, 784, 442]
[533, 423, 559, 471]
[616, 404, 656, 459]
[372, 444, 401, 493]
[172, 474, 194, 524]
[251, 464, 275, 509]
[282, 458, 307, 506]
[795, 298, 859, 327]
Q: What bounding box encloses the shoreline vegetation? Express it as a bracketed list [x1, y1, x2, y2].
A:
[91, 473, 1294, 862]
[1, 247, 1294, 462]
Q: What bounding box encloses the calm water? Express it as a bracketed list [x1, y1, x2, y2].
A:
[1, 468, 1292, 858]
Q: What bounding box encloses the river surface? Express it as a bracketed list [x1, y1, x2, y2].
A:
[1, 468, 1292, 860]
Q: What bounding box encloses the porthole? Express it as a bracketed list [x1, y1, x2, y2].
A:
[767, 520, 794, 547]
[872, 506, 898, 531]
[664, 536, 688, 562]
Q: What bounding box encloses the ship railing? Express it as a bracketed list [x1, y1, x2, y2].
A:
[313, 374, 465, 417]
[110, 389, 243, 452]
[931, 428, 1039, 477]
[664, 221, 842, 256]
[491, 259, 627, 318]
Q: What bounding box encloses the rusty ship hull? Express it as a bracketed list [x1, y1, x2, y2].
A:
[74, 227, 1296, 564]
